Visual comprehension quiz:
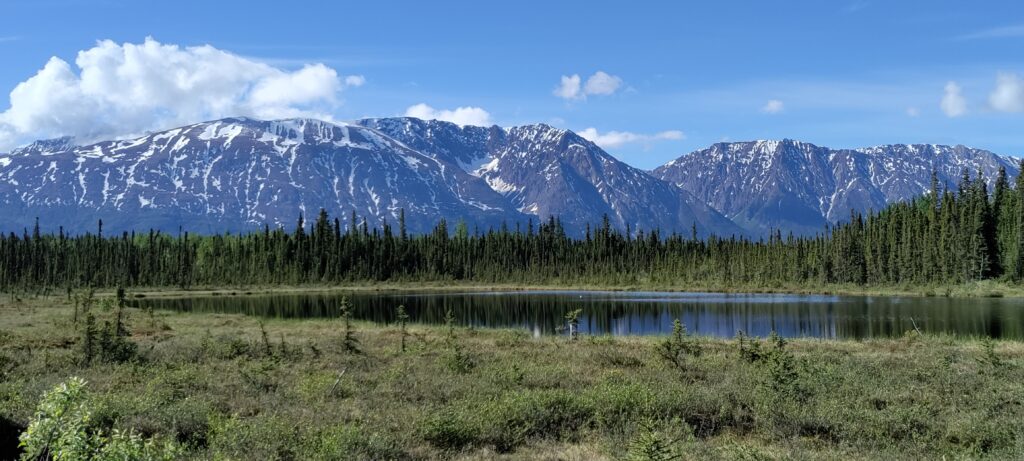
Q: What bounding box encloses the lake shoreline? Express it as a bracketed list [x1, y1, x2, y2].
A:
[111, 279, 1024, 300]
[130, 285, 1024, 340]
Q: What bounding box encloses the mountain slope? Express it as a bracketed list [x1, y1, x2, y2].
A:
[358, 118, 743, 237]
[0, 117, 742, 237]
[0, 118, 521, 234]
[653, 139, 1021, 235]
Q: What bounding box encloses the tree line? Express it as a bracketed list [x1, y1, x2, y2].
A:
[2, 164, 1024, 292]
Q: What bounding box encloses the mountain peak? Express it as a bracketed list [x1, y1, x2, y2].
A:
[6, 118, 1010, 239]
[0, 116, 740, 238]
[11, 136, 77, 155]
[655, 139, 1018, 235]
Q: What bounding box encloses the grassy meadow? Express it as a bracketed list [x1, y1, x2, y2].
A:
[0, 293, 1022, 460]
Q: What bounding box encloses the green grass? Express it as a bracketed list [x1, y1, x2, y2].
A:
[0, 294, 1022, 459]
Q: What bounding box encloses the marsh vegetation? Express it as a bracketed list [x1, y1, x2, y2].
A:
[0, 293, 1021, 459]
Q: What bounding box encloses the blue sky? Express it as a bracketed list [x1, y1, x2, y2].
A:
[2, 1, 1024, 168]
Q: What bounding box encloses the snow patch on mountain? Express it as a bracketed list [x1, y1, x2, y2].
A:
[654, 139, 1020, 235]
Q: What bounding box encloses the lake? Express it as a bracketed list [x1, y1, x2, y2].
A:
[130, 290, 1024, 339]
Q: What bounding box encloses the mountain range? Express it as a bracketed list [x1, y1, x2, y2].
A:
[654, 139, 1019, 235]
[0, 117, 1017, 237]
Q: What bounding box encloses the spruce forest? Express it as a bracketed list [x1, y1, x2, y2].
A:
[2, 165, 1023, 292]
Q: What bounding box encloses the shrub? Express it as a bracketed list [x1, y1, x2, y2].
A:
[565, 309, 583, 340]
[18, 377, 181, 461]
[258, 321, 273, 357]
[479, 390, 591, 452]
[421, 409, 481, 451]
[736, 331, 764, 363]
[762, 333, 801, 400]
[978, 337, 1002, 368]
[206, 413, 300, 460]
[79, 298, 139, 366]
[300, 424, 405, 460]
[80, 313, 98, 366]
[658, 319, 701, 373]
[443, 308, 474, 373]
[97, 320, 138, 364]
[626, 419, 691, 461]
[586, 381, 658, 430]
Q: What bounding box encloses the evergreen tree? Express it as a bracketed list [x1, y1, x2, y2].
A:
[396, 304, 410, 352]
[340, 297, 360, 354]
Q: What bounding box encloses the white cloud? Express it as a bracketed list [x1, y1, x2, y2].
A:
[989, 73, 1024, 113]
[760, 99, 785, 114]
[941, 81, 967, 117]
[583, 71, 622, 96]
[554, 71, 623, 100]
[906, 107, 920, 117]
[0, 37, 364, 150]
[248, 64, 341, 110]
[578, 127, 684, 149]
[404, 103, 492, 126]
[553, 74, 582, 100]
[344, 75, 366, 87]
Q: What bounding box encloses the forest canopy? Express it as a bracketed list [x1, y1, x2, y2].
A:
[2, 165, 1023, 291]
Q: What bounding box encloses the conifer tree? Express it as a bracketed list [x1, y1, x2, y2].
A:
[396, 304, 410, 352]
[340, 297, 360, 354]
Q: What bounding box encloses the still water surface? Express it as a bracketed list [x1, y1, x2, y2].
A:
[131, 290, 1024, 339]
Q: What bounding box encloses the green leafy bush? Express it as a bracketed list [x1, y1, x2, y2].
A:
[421, 408, 481, 451]
[18, 377, 181, 461]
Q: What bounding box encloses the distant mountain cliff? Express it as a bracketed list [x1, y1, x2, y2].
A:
[0, 118, 1017, 237]
[653, 139, 1020, 235]
[0, 117, 739, 236]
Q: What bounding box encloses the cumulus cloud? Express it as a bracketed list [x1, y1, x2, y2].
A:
[0, 37, 364, 150]
[583, 71, 623, 96]
[554, 71, 623, 100]
[760, 99, 785, 114]
[906, 107, 920, 117]
[404, 103, 492, 126]
[553, 74, 582, 100]
[941, 81, 967, 117]
[344, 75, 366, 87]
[989, 73, 1024, 113]
[578, 127, 684, 149]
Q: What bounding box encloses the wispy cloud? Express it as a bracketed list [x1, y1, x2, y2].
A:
[404, 103, 492, 126]
[954, 24, 1024, 41]
[578, 127, 684, 149]
[0, 36, 22, 43]
[761, 99, 785, 114]
[675, 74, 960, 117]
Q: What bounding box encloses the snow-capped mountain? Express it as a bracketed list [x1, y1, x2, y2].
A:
[0, 117, 741, 237]
[4, 119, 1015, 238]
[0, 118, 519, 235]
[358, 118, 742, 237]
[653, 139, 1021, 235]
